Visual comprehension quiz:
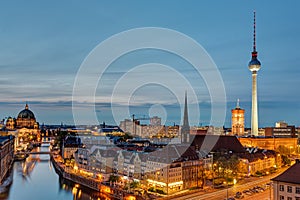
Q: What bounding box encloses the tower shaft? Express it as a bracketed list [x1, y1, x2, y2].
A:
[251, 72, 259, 136]
[248, 11, 261, 136]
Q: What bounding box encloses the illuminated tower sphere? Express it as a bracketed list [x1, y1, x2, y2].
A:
[248, 11, 261, 136]
[231, 99, 245, 136]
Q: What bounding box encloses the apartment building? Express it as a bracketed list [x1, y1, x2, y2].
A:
[272, 159, 300, 200]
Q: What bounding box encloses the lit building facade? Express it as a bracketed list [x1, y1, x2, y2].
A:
[265, 126, 296, 138]
[15, 104, 38, 129]
[272, 160, 300, 200]
[4, 103, 40, 149]
[231, 99, 245, 136]
[239, 137, 298, 152]
[0, 135, 14, 184]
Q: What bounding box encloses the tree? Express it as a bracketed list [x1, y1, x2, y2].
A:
[281, 155, 291, 166]
[215, 154, 239, 178]
[109, 174, 120, 183]
[130, 181, 140, 189]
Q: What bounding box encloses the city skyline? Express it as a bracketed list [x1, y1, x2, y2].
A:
[0, 1, 299, 126]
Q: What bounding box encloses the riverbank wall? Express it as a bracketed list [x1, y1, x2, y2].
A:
[51, 155, 101, 191]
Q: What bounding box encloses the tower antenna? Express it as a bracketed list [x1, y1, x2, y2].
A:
[252, 11, 258, 58]
[253, 10, 256, 52]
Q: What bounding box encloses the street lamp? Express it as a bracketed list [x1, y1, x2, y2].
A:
[213, 163, 217, 189]
[210, 151, 216, 189]
[223, 180, 229, 200]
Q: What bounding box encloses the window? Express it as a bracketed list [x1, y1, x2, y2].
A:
[296, 187, 300, 194]
[295, 197, 300, 200]
[280, 196, 284, 200]
[280, 185, 285, 191]
[287, 186, 292, 193]
[287, 197, 292, 200]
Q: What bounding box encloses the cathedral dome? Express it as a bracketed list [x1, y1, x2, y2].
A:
[17, 104, 36, 120]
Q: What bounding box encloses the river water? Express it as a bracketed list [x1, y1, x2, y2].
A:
[0, 144, 109, 200]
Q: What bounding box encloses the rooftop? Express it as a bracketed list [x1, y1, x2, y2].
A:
[191, 135, 246, 153]
[271, 160, 300, 184]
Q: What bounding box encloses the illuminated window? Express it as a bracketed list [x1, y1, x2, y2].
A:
[280, 195, 284, 200]
[287, 186, 292, 193]
[280, 185, 284, 191]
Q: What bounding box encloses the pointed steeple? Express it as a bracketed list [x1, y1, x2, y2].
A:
[181, 91, 190, 143]
[183, 91, 189, 127]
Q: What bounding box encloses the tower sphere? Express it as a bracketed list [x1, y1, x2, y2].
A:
[248, 56, 261, 72]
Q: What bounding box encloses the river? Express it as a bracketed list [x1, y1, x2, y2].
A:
[0, 144, 110, 200]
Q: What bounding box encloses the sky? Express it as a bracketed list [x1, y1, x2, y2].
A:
[0, 1, 299, 127]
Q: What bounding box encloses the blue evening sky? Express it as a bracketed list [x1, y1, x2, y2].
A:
[0, 1, 299, 127]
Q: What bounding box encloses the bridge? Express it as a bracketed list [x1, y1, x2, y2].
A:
[16, 151, 51, 155]
[29, 151, 51, 155]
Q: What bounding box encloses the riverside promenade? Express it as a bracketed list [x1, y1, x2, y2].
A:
[51, 153, 144, 200]
[51, 154, 102, 192]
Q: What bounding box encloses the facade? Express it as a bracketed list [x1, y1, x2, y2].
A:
[5, 103, 40, 148]
[248, 11, 261, 136]
[5, 117, 15, 130]
[150, 116, 161, 126]
[62, 136, 83, 159]
[239, 149, 281, 176]
[265, 126, 296, 138]
[272, 159, 300, 200]
[119, 118, 164, 138]
[0, 135, 14, 184]
[144, 144, 212, 194]
[15, 104, 39, 129]
[190, 126, 224, 136]
[167, 125, 180, 138]
[238, 137, 298, 153]
[231, 99, 245, 136]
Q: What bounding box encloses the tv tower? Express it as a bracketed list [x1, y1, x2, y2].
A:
[248, 11, 261, 136]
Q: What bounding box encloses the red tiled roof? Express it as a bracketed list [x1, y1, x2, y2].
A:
[271, 161, 300, 184]
[191, 135, 245, 153]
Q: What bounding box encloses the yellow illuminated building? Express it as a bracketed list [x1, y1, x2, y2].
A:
[231, 99, 245, 136]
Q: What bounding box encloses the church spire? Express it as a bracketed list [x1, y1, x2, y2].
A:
[183, 91, 189, 127]
[181, 91, 190, 143]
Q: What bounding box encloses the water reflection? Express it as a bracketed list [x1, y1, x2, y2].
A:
[59, 177, 112, 200]
[0, 145, 112, 200]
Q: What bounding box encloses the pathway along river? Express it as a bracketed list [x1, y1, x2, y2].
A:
[0, 144, 110, 200]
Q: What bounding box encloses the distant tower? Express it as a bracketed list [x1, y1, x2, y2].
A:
[181, 91, 190, 143]
[248, 11, 261, 136]
[231, 99, 245, 136]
